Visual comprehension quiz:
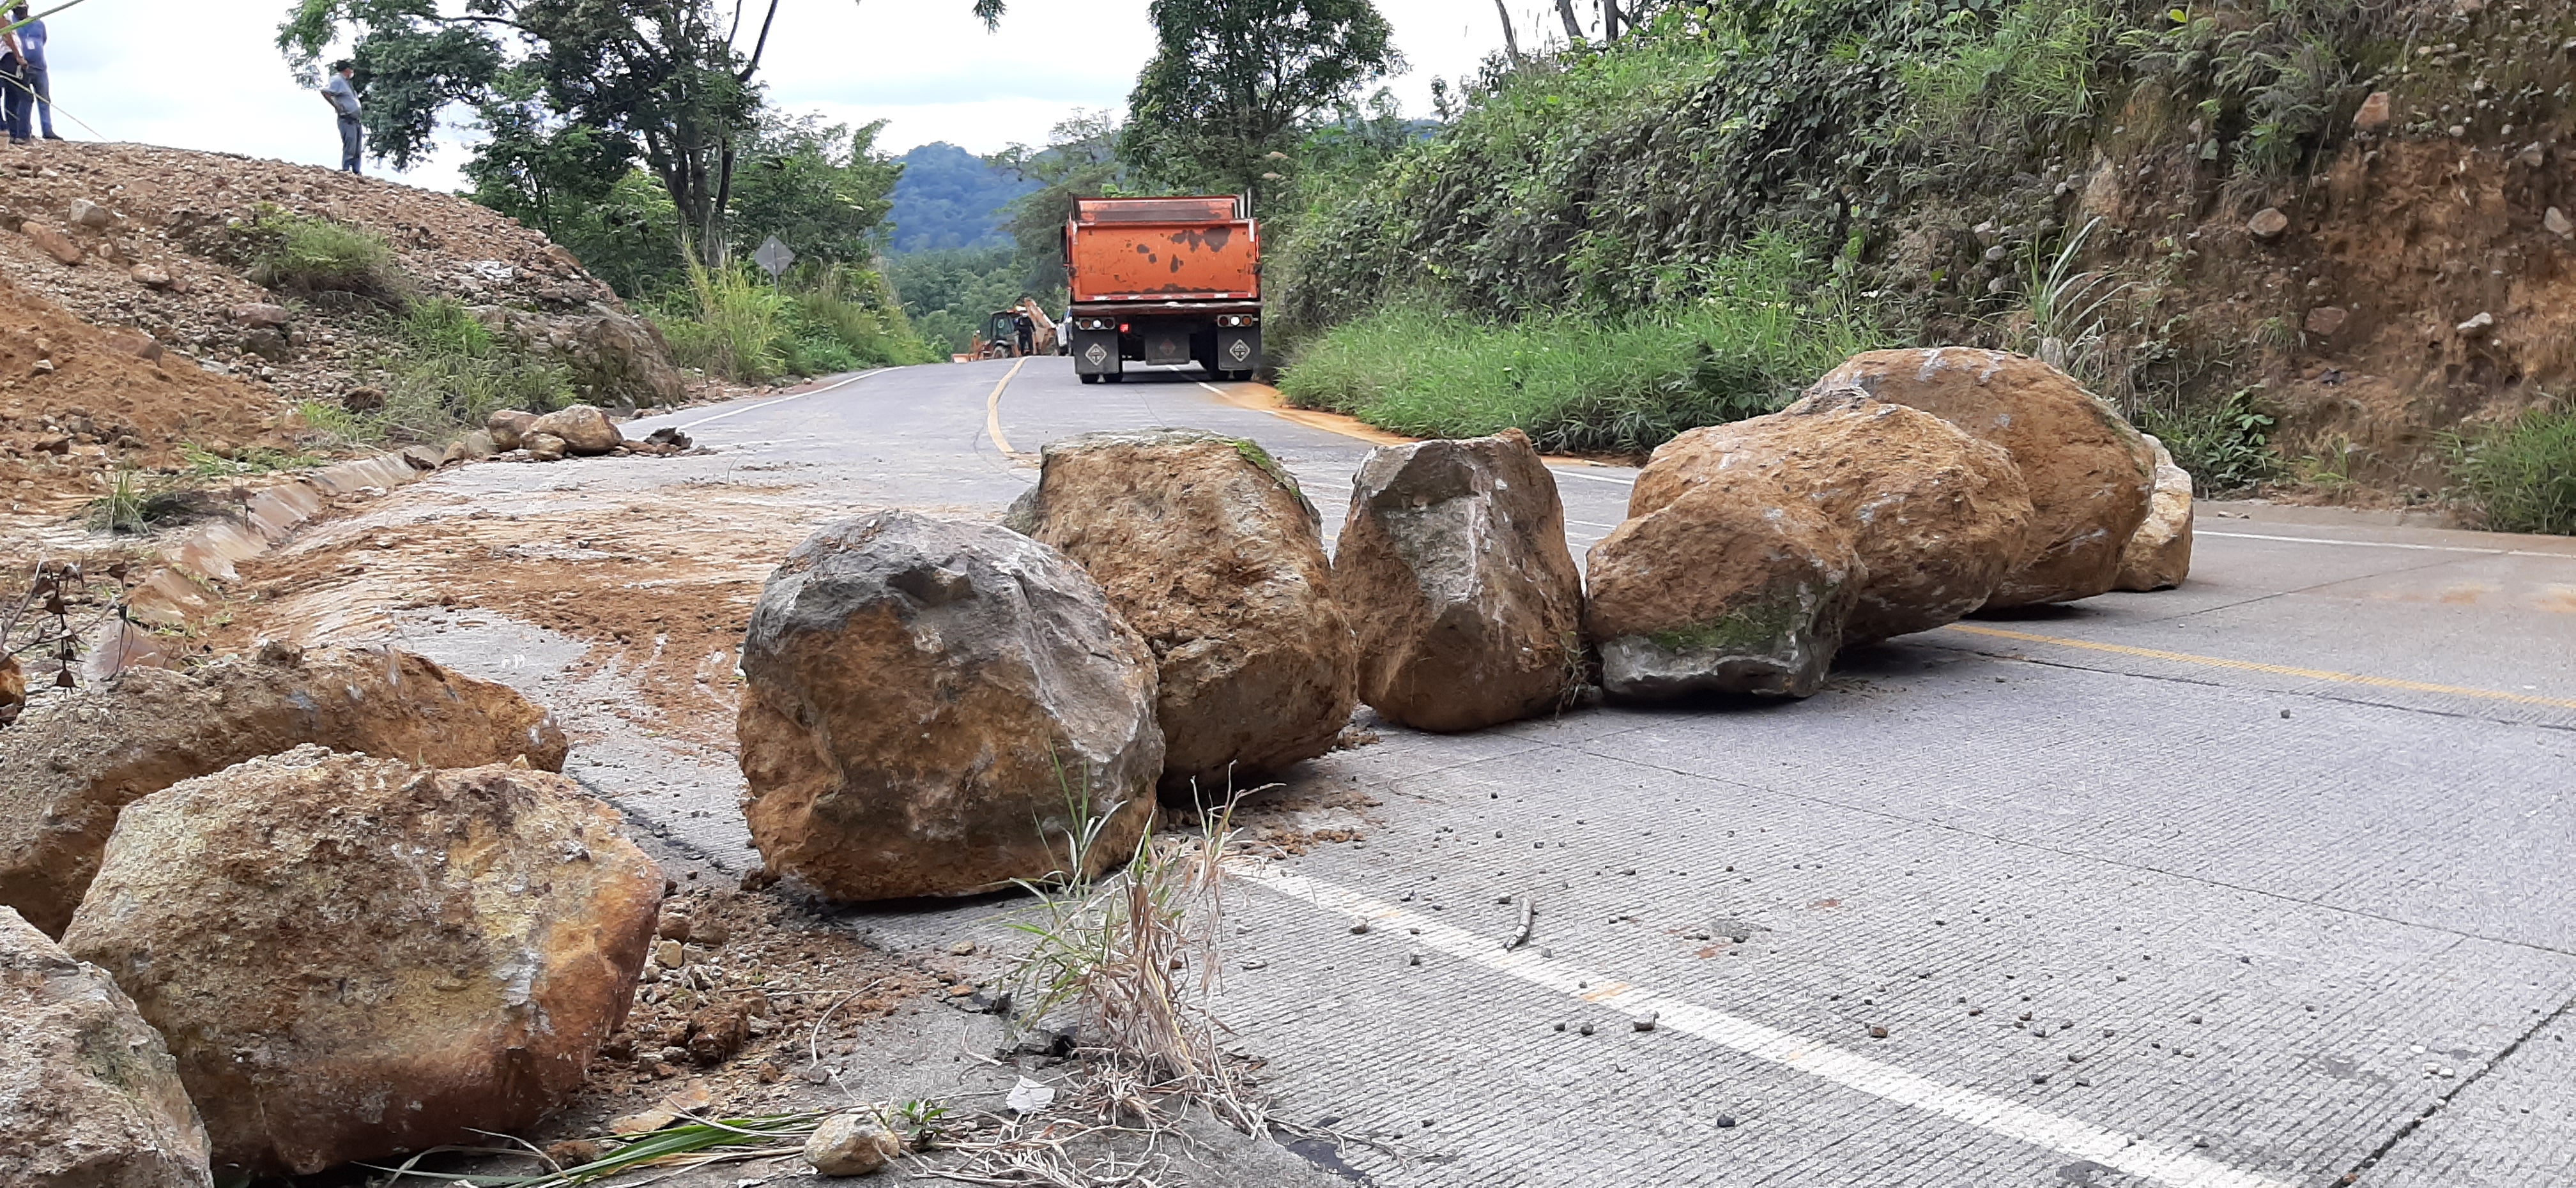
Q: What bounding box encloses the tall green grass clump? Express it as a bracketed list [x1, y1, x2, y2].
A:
[660, 262, 937, 381]
[1279, 234, 1887, 455]
[2447, 407, 2576, 535]
[298, 298, 574, 446]
[234, 206, 404, 303]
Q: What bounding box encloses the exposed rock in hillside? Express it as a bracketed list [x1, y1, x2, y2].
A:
[1585, 474, 1865, 699]
[0, 644, 567, 936]
[0, 905, 213, 1188]
[1333, 429, 1586, 731]
[1632, 392, 2034, 643]
[1007, 430, 1356, 794]
[61, 747, 661, 1177]
[735, 511, 1163, 900]
[1810, 349, 2154, 607]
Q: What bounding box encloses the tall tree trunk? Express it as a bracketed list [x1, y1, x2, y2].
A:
[1554, 0, 1584, 42]
[1602, 0, 1621, 40]
[1492, 0, 1524, 66]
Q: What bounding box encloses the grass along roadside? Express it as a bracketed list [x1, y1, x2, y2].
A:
[1277, 235, 1889, 457]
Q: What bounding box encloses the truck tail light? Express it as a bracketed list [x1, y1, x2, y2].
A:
[1216, 315, 1260, 328]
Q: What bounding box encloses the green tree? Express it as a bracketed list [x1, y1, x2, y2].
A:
[279, 0, 791, 264]
[1121, 0, 1404, 198]
[992, 110, 1127, 300]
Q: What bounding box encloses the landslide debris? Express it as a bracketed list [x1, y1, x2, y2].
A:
[0, 142, 687, 515]
[61, 745, 663, 1177]
[1585, 468, 1866, 699]
[0, 644, 567, 936]
[735, 511, 1163, 901]
[2119, 436, 2196, 592]
[1632, 390, 2035, 643]
[1333, 428, 1587, 732]
[0, 905, 213, 1188]
[0, 277, 288, 509]
[1812, 349, 2156, 607]
[1006, 429, 1358, 795]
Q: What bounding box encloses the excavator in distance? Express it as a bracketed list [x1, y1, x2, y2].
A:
[1061, 195, 1261, 384]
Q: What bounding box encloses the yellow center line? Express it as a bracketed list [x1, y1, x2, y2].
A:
[983, 357, 1032, 460]
[1939, 623, 2576, 711]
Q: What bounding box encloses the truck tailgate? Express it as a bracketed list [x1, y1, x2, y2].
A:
[1066, 220, 1259, 303]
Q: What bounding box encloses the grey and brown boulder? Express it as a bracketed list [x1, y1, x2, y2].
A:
[1632, 392, 2034, 643]
[487, 407, 539, 450]
[0, 644, 566, 936]
[735, 511, 1162, 900]
[1585, 473, 1865, 699]
[1808, 348, 2155, 607]
[1333, 429, 1585, 731]
[526, 403, 623, 455]
[1007, 430, 1356, 793]
[1, 906, 213, 1187]
[2117, 435, 2195, 591]
[60, 747, 661, 1177]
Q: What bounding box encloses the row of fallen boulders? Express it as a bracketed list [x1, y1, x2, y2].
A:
[732, 348, 2194, 901]
[486, 404, 691, 461]
[0, 646, 663, 1178]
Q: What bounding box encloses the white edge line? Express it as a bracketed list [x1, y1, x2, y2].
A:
[2198, 529, 2573, 560]
[1549, 466, 1639, 485]
[1231, 862, 2296, 1188]
[660, 367, 889, 432]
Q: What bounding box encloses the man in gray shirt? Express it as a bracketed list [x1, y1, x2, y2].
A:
[321, 59, 361, 173]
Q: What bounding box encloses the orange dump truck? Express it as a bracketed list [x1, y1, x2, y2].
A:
[1062, 195, 1260, 383]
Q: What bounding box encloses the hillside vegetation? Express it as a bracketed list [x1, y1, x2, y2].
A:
[1273, 0, 2576, 518]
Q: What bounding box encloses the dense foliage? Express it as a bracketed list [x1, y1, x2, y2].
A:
[888, 246, 1029, 353]
[888, 143, 1041, 252]
[1122, 0, 1403, 197]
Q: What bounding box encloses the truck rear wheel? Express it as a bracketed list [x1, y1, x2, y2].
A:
[1080, 373, 1101, 385]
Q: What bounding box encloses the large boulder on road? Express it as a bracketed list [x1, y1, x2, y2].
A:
[60, 747, 661, 1177]
[1006, 430, 1356, 794]
[2117, 434, 2195, 591]
[526, 403, 623, 455]
[1808, 348, 2155, 607]
[1631, 392, 2034, 643]
[0, 644, 568, 938]
[1, 906, 213, 1188]
[1333, 429, 1586, 731]
[1584, 475, 1865, 699]
[735, 512, 1163, 899]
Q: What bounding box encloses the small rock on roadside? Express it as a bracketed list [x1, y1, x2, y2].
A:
[525, 432, 569, 462]
[528, 403, 624, 455]
[948, 940, 976, 956]
[69, 198, 116, 229]
[2353, 91, 2392, 132]
[2457, 311, 2495, 337]
[804, 1113, 902, 1176]
[130, 263, 173, 288]
[2549, 208, 2574, 238]
[487, 408, 539, 451]
[2303, 305, 2347, 337]
[2248, 208, 2290, 240]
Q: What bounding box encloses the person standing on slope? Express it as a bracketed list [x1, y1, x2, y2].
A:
[0, 10, 28, 145]
[321, 59, 362, 173]
[6, 5, 52, 141]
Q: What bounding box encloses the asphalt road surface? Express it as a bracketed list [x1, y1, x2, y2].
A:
[588, 357, 2576, 1186]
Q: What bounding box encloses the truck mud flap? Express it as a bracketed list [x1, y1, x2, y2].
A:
[1071, 330, 1122, 377]
[1142, 328, 1193, 366]
[1216, 328, 1261, 374]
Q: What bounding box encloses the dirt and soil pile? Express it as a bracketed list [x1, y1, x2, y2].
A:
[60, 745, 664, 1177]
[1006, 429, 1358, 793]
[0, 904, 214, 1188]
[735, 510, 1163, 901]
[0, 277, 286, 508]
[0, 643, 567, 936]
[0, 142, 685, 507]
[1333, 428, 1586, 732]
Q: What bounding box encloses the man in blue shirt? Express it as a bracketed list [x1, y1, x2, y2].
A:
[9, 6, 50, 141]
[321, 59, 362, 173]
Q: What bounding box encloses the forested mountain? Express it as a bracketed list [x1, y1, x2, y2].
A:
[888, 144, 1041, 253]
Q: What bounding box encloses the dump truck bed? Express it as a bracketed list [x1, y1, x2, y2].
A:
[1064, 196, 1259, 305]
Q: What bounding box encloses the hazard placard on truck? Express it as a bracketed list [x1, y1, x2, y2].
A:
[1061, 195, 1261, 384]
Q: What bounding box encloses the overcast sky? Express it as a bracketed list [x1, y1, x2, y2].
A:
[29, 0, 1583, 194]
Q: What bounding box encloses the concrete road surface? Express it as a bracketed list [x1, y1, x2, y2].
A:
[522, 358, 2575, 1185]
